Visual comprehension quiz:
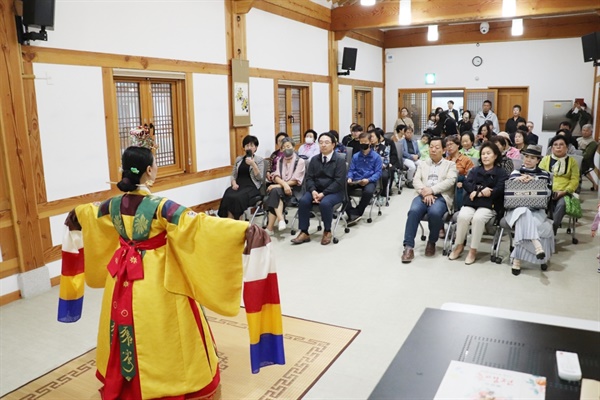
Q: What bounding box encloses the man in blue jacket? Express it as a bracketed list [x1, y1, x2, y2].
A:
[346, 132, 382, 225]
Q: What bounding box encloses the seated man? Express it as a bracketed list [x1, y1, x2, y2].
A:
[401, 137, 457, 263]
[578, 124, 598, 191]
[400, 126, 421, 188]
[291, 131, 346, 246]
[346, 124, 363, 156]
[346, 132, 382, 225]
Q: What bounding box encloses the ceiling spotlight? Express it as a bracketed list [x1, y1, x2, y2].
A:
[427, 25, 438, 41]
[360, 0, 376, 5]
[502, 0, 517, 17]
[399, 0, 411, 26]
[511, 18, 523, 36]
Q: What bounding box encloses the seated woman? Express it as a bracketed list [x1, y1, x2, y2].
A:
[218, 135, 265, 219]
[457, 110, 472, 135]
[475, 123, 493, 149]
[513, 129, 528, 154]
[497, 131, 521, 160]
[298, 129, 320, 160]
[489, 136, 515, 175]
[264, 138, 305, 235]
[545, 129, 577, 155]
[418, 133, 431, 161]
[539, 135, 581, 235]
[444, 135, 474, 212]
[449, 142, 508, 264]
[460, 131, 480, 159]
[505, 145, 554, 276]
[267, 132, 289, 182]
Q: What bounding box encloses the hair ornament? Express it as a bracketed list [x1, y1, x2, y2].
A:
[130, 167, 140, 174]
[129, 124, 158, 151]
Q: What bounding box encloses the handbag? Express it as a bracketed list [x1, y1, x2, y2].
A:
[564, 194, 583, 219]
[504, 178, 551, 209]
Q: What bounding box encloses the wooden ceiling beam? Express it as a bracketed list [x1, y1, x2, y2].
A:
[384, 14, 600, 48]
[332, 0, 600, 31]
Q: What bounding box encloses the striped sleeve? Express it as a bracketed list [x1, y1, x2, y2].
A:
[243, 225, 285, 373]
[58, 209, 85, 323]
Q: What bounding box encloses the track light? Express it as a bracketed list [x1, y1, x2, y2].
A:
[511, 18, 523, 36]
[399, 0, 411, 26]
[427, 25, 438, 41]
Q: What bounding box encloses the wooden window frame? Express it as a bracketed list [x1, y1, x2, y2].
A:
[353, 87, 373, 128]
[105, 70, 192, 182]
[276, 83, 310, 145]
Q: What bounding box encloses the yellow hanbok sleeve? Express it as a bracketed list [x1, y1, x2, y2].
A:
[162, 208, 248, 317]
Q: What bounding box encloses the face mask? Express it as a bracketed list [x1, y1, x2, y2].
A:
[305, 137, 314, 144]
[360, 143, 370, 151]
[284, 148, 294, 157]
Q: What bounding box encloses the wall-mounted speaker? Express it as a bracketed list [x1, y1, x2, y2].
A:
[23, 0, 55, 30]
[581, 32, 600, 63]
[341, 47, 358, 71]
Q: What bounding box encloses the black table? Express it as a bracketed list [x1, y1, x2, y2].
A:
[369, 308, 600, 399]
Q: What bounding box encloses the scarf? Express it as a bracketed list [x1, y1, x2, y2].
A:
[550, 154, 568, 176]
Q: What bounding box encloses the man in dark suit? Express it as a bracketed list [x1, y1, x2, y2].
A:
[446, 100, 459, 122]
[525, 121, 539, 145]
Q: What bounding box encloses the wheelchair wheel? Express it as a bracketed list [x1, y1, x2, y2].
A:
[378, 211, 382, 216]
[344, 227, 350, 233]
[490, 255, 496, 263]
[367, 218, 372, 223]
[333, 237, 339, 244]
[290, 229, 296, 235]
[572, 237, 578, 244]
[541, 263, 548, 271]
[420, 235, 426, 241]
[566, 228, 571, 234]
[317, 226, 322, 231]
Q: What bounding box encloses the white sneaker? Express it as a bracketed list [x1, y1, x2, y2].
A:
[277, 220, 287, 231]
[266, 229, 275, 237]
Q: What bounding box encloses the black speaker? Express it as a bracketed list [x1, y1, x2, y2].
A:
[341, 47, 358, 71]
[23, 0, 55, 30]
[581, 32, 600, 63]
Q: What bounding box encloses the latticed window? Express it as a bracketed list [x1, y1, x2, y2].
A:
[115, 77, 186, 175]
[277, 85, 309, 144]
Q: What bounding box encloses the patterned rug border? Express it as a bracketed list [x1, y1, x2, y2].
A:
[2, 312, 360, 400]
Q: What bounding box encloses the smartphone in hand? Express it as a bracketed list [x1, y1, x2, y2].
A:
[245, 149, 253, 158]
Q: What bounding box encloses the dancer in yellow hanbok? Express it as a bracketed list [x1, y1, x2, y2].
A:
[58, 139, 284, 400]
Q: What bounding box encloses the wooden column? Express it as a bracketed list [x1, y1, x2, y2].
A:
[226, 0, 252, 162]
[0, 0, 45, 272]
[328, 31, 339, 133]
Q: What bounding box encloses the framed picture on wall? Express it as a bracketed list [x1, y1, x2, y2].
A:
[232, 59, 251, 127]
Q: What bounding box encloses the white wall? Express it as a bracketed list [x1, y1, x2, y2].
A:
[249, 77, 276, 158]
[34, 63, 111, 201]
[39, 0, 227, 64]
[312, 82, 330, 133]
[193, 74, 231, 171]
[247, 9, 329, 76]
[384, 38, 595, 133]
[373, 87, 383, 129]
[338, 85, 353, 136]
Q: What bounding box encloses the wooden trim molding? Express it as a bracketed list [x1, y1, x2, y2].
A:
[253, 0, 331, 31]
[37, 166, 232, 219]
[339, 77, 384, 89]
[249, 67, 330, 83]
[22, 46, 230, 75]
[0, 290, 21, 306]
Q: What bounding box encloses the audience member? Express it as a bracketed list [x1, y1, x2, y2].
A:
[218, 135, 265, 219]
[298, 129, 320, 160]
[489, 136, 515, 175]
[425, 112, 436, 134]
[445, 135, 475, 211]
[346, 124, 363, 156]
[371, 129, 401, 198]
[367, 123, 376, 132]
[418, 133, 431, 161]
[401, 137, 457, 263]
[566, 99, 593, 137]
[504, 145, 554, 276]
[475, 124, 493, 149]
[291, 132, 346, 246]
[267, 132, 289, 182]
[400, 126, 421, 188]
[329, 130, 347, 154]
[346, 132, 383, 225]
[513, 129, 528, 153]
[460, 131, 480, 159]
[457, 110, 472, 135]
[264, 138, 305, 235]
[342, 122, 358, 146]
[446, 100, 459, 121]
[394, 107, 415, 132]
[472, 100, 499, 135]
[394, 124, 406, 142]
[505, 104, 526, 135]
[449, 142, 508, 265]
[497, 132, 521, 160]
[525, 121, 539, 145]
[579, 124, 598, 191]
[539, 135, 580, 235]
[546, 129, 577, 155]
[558, 121, 579, 149]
